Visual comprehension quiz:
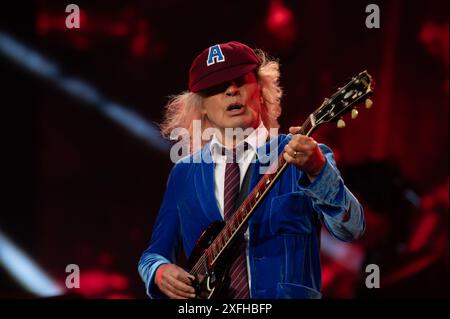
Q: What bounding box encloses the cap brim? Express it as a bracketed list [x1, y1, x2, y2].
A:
[190, 63, 259, 93]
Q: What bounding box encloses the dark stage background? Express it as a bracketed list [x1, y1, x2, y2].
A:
[0, 0, 448, 298]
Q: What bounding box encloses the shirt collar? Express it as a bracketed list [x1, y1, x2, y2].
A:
[209, 122, 268, 162]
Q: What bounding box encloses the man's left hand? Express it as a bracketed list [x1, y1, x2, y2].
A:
[283, 126, 326, 182]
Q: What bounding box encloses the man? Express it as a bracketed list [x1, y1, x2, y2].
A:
[138, 41, 365, 299]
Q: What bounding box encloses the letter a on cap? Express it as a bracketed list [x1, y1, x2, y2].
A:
[206, 45, 225, 66]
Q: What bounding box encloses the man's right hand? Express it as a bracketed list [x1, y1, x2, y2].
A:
[155, 264, 196, 299]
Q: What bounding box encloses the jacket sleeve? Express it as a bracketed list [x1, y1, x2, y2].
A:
[138, 164, 183, 298]
[297, 144, 365, 242]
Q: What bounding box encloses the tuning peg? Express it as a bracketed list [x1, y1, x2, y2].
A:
[337, 118, 346, 128]
[351, 108, 358, 119]
[365, 98, 373, 109]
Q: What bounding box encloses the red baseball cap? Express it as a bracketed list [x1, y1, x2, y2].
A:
[188, 41, 261, 93]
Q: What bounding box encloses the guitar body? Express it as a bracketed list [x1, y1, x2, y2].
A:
[187, 221, 231, 299]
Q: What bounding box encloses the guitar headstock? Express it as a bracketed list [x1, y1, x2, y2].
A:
[311, 70, 374, 129]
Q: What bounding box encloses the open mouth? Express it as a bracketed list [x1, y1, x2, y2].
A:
[226, 103, 244, 111]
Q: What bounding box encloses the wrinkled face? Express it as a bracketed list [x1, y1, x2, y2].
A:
[200, 71, 262, 134]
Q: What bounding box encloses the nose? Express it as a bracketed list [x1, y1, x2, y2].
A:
[225, 81, 239, 97]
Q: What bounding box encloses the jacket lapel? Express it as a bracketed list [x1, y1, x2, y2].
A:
[194, 144, 223, 222]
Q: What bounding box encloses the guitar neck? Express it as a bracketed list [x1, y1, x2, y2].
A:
[203, 117, 316, 268]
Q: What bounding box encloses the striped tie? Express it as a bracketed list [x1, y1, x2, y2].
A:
[223, 148, 250, 299]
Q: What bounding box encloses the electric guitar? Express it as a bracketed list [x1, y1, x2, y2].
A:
[187, 70, 375, 298]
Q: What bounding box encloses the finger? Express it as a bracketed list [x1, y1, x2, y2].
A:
[293, 144, 314, 154]
[284, 144, 296, 158]
[292, 134, 314, 146]
[159, 280, 186, 299]
[177, 270, 196, 286]
[172, 276, 196, 295]
[164, 280, 192, 299]
[170, 264, 195, 281]
[289, 126, 302, 134]
[167, 272, 196, 296]
[285, 143, 308, 158]
[164, 265, 190, 283]
[283, 151, 297, 164]
[290, 138, 316, 153]
[290, 136, 309, 150]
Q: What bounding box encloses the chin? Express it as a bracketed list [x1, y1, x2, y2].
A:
[233, 113, 256, 124]
[229, 119, 253, 130]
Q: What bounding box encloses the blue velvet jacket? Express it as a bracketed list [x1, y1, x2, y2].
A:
[138, 134, 365, 299]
